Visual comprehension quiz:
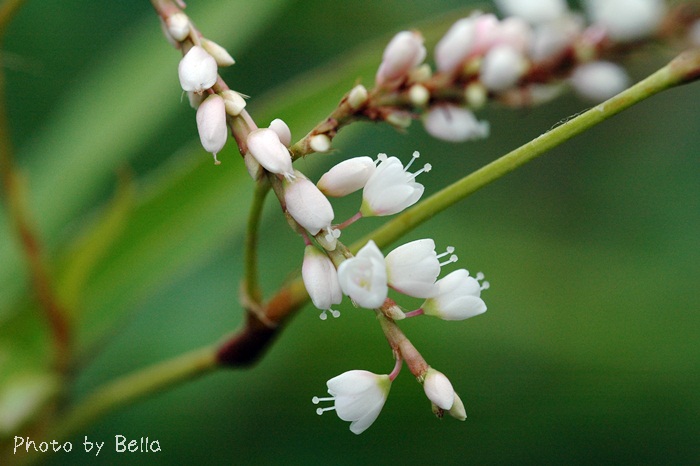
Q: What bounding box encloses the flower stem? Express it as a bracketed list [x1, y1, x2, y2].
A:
[352, 49, 700, 253]
[243, 179, 270, 305]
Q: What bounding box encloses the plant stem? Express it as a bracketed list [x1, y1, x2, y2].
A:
[243, 179, 270, 304]
[352, 49, 700, 253]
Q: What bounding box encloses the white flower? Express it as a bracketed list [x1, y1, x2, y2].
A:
[165, 13, 191, 42]
[268, 118, 291, 147]
[421, 269, 488, 321]
[313, 370, 391, 435]
[195, 94, 227, 164]
[220, 90, 246, 116]
[284, 172, 337, 241]
[178, 45, 218, 93]
[385, 239, 442, 298]
[449, 392, 467, 421]
[246, 128, 294, 179]
[302, 245, 342, 320]
[376, 31, 426, 86]
[201, 38, 235, 67]
[423, 368, 455, 410]
[423, 105, 490, 143]
[495, 0, 569, 24]
[584, 0, 666, 42]
[317, 156, 376, 197]
[570, 61, 630, 102]
[360, 152, 430, 217]
[337, 240, 388, 309]
[480, 45, 527, 92]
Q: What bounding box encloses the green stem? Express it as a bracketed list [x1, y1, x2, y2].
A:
[243, 179, 270, 304]
[353, 49, 700, 253]
[47, 346, 217, 445]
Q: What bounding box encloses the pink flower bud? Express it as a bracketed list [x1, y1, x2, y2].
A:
[317, 156, 376, 197]
[376, 31, 426, 86]
[178, 45, 218, 93]
[246, 128, 294, 179]
[423, 368, 455, 410]
[196, 94, 227, 164]
[423, 105, 489, 143]
[435, 16, 478, 74]
[284, 172, 335, 237]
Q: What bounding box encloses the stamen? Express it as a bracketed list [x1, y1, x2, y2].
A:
[436, 246, 455, 259]
[439, 254, 458, 267]
[324, 227, 341, 243]
[312, 396, 335, 404]
[319, 310, 328, 320]
[213, 153, 221, 165]
[375, 153, 388, 164]
[481, 281, 490, 291]
[476, 272, 484, 280]
[330, 309, 341, 318]
[403, 151, 420, 171]
[316, 406, 336, 415]
[408, 163, 431, 180]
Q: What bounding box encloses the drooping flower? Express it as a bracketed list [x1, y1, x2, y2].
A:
[423, 105, 490, 143]
[312, 370, 391, 435]
[360, 152, 431, 217]
[337, 240, 388, 309]
[302, 245, 342, 320]
[423, 367, 455, 410]
[376, 31, 426, 86]
[178, 45, 218, 93]
[246, 128, 294, 180]
[317, 156, 376, 197]
[195, 94, 227, 164]
[421, 269, 488, 321]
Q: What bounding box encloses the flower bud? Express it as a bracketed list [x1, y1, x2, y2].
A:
[423, 105, 489, 143]
[317, 156, 376, 197]
[570, 61, 629, 102]
[435, 16, 477, 74]
[201, 38, 235, 67]
[480, 45, 527, 92]
[584, 0, 665, 42]
[246, 128, 294, 179]
[166, 13, 191, 42]
[495, 0, 568, 25]
[347, 84, 369, 109]
[196, 94, 227, 164]
[376, 31, 426, 86]
[178, 45, 218, 93]
[310, 134, 331, 153]
[409, 84, 430, 107]
[302, 245, 342, 319]
[220, 90, 246, 116]
[284, 171, 335, 237]
[268, 118, 292, 147]
[423, 368, 455, 410]
[449, 392, 467, 421]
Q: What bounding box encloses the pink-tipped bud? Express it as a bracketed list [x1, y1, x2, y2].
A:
[201, 38, 235, 67]
[317, 156, 376, 197]
[196, 94, 227, 164]
[178, 46, 218, 93]
[376, 31, 426, 86]
[268, 118, 292, 147]
[246, 128, 294, 179]
[435, 16, 478, 74]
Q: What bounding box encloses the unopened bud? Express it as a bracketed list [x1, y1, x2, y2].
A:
[317, 156, 376, 197]
[201, 38, 235, 67]
[570, 61, 629, 102]
[448, 392, 467, 421]
[284, 171, 335, 237]
[178, 46, 218, 93]
[385, 111, 412, 129]
[480, 45, 527, 92]
[269, 118, 292, 147]
[166, 13, 191, 42]
[347, 85, 369, 110]
[422, 367, 455, 410]
[220, 90, 246, 116]
[246, 128, 294, 178]
[423, 105, 489, 142]
[376, 31, 426, 86]
[409, 84, 430, 107]
[310, 134, 332, 153]
[196, 94, 228, 164]
[464, 82, 487, 109]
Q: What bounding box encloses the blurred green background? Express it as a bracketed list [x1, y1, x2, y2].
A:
[1, 0, 699, 464]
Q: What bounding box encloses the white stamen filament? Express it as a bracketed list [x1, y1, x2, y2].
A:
[440, 254, 458, 267]
[403, 151, 420, 171]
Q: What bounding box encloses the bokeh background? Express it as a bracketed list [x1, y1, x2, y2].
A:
[1, 0, 699, 464]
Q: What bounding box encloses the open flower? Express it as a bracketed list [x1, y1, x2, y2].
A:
[313, 370, 391, 435]
[385, 239, 442, 298]
[337, 240, 388, 309]
[421, 269, 488, 321]
[360, 152, 431, 217]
